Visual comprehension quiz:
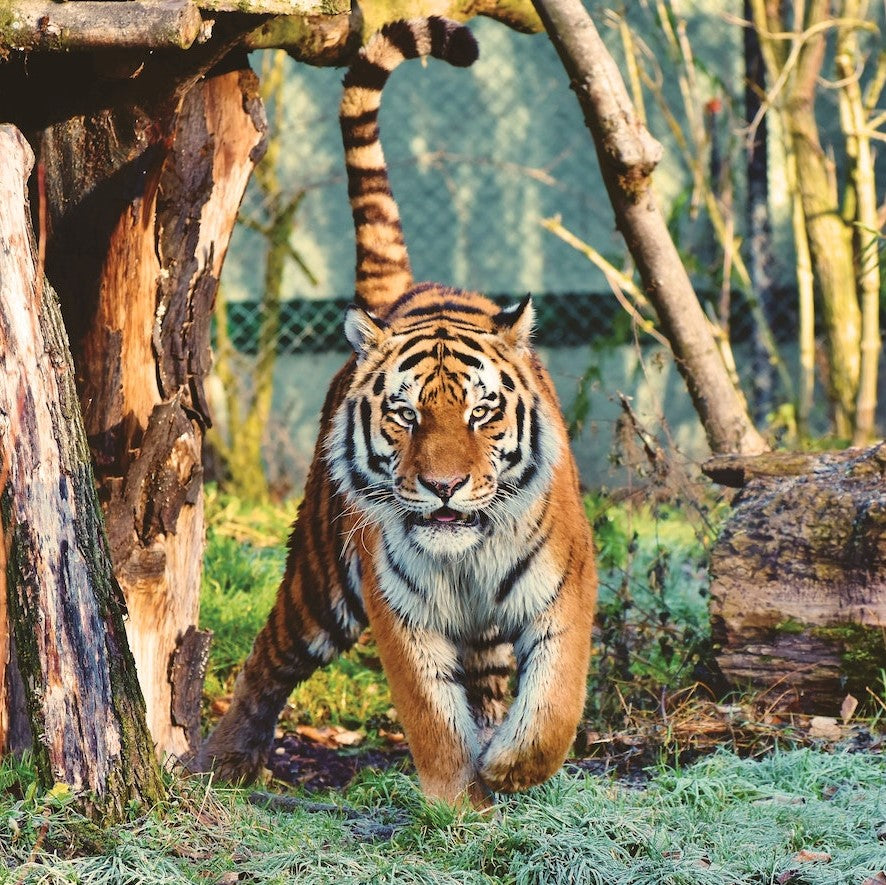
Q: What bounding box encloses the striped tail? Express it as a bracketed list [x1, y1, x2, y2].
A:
[340, 17, 478, 314]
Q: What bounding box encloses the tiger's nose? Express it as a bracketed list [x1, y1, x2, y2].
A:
[417, 474, 469, 502]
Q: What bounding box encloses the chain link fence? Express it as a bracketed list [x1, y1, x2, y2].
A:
[215, 11, 878, 493]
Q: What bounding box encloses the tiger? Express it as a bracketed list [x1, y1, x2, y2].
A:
[201, 16, 598, 807]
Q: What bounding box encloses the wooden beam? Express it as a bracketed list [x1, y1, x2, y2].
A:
[0, 0, 205, 51]
[198, 0, 347, 15]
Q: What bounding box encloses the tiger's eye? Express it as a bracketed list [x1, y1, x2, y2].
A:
[471, 405, 490, 420]
[397, 407, 417, 424]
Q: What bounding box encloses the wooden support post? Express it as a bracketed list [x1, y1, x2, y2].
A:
[34, 65, 266, 761]
[0, 125, 164, 820]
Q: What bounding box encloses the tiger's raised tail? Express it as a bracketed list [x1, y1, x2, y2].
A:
[340, 17, 478, 314]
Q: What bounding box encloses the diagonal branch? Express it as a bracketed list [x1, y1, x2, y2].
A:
[530, 0, 768, 455]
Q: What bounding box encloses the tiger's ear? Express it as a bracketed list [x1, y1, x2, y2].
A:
[344, 304, 387, 359]
[493, 294, 534, 349]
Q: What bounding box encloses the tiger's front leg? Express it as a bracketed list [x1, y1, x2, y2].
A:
[478, 580, 594, 794]
[363, 582, 490, 807]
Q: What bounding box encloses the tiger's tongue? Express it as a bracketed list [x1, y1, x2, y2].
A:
[431, 507, 460, 522]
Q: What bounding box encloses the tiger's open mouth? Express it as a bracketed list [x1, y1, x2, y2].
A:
[407, 507, 483, 530]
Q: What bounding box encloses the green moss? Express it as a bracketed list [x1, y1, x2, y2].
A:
[774, 617, 806, 635]
[811, 622, 886, 696]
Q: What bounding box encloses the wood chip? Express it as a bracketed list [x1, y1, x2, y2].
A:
[840, 693, 859, 722]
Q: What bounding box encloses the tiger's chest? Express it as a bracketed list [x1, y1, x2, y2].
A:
[356, 521, 563, 638]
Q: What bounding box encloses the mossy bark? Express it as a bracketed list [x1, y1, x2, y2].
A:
[704, 445, 886, 711]
[0, 125, 164, 821]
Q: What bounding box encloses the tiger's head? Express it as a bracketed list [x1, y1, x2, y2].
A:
[327, 287, 564, 557]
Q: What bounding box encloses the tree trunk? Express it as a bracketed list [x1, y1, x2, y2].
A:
[31, 58, 266, 761]
[704, 444, 886, 712]
[0, 125, 164, 820]
[751, 0, 864, 438]
[530, 0, 768, 456]
[743, 0, 778, 426]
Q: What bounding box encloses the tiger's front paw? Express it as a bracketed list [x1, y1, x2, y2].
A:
[477, 737, 562, 794]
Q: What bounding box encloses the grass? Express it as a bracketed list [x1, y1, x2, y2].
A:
[200, 487, 392, 727]
[1, 749, 884, 883]
[3, 490, 885, 882]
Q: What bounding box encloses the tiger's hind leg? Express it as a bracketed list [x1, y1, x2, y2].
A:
[200, 487, 366, 783]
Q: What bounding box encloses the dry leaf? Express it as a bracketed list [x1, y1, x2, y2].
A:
[294, 724, 364, 748]
[792, 849, 832, 863]
[840, 693, 859, 723]
[378, 728, 406, 744]
[211, 698, 231, 716]
[332, 729, 364, 747]
[808, 716, 842, 741]
[861, 874, 886, 885]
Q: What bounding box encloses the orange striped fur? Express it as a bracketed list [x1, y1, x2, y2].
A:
[202, 18, 597, 806]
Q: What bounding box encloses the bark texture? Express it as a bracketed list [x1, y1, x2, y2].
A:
[704, 444, 886, 711]
[0, 125, 164, 819]
[0, 0, 204, 51]
[32, 60, 266, 761]
[530, 0, 767, 456]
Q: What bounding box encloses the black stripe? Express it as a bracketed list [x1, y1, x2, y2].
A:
[342, 127, 380, 150]
[278, 579, 327, 669]
[496, 533, 548, 603]
[428, 16, 453, 59]
[360, 397, 387, 474]
[456, 334, 489, 353]
[467, 632, 506, 650]
[398, 349, 432, 373]
[352, 204, 398, 228]
[347, 168, 392, 199]
[345, 400, 372, 490]
[358, 243, 406, 267]
[515, 626, 563, 686]
[450, 349, 483, 369]
[343, 59, 389, 91]
[380, 19, 420, 59]
[397, 333, 435, 353]
[503, 399, 525, 468]
[382, 537, 426, 600]
[403, 301, 486, 318]
[465, 663, 512, 680]
[341, 108, 380, 128]
[295, 516, 342, 650]
[331, 500, 367, 626]
[342, 552, 367, 624]
[372, 373, 385, 395]
[313, 492, 364, 646]
[500, 370, 515, 391]
[357, 266, 402, 282]
[516, 401, 541, 486]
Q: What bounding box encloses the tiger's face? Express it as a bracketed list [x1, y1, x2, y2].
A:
[327, 291, 562, 557]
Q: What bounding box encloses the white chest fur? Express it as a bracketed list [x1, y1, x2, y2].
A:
[372, 512, 560, 638]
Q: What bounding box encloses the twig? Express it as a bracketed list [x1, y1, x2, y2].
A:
[540, 216, 670, 349]
[248, 791, 410, 841]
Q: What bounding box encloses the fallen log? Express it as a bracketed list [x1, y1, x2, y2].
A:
[704, 444, 886, 712]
